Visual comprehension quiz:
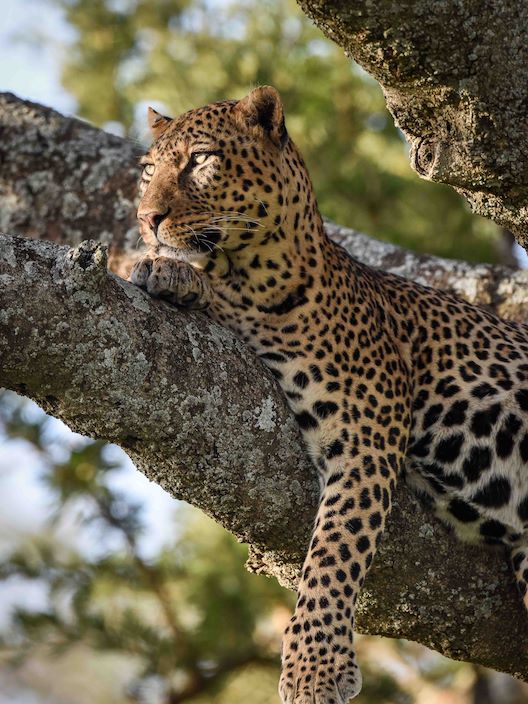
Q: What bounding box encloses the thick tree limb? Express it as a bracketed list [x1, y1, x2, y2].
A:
[0, 92, 141, 278]
[1, 234, 528, 679]
[295, 0, 528, 249]
[2, 93, 528, 678]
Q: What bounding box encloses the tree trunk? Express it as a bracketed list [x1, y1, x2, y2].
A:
[1, 93, 528, 679]
[295, 0, 528, 250]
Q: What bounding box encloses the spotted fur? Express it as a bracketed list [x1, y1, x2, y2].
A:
[130, 86, 528, 703]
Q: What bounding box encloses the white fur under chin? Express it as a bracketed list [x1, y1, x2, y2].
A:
[156, 244, 209, 270]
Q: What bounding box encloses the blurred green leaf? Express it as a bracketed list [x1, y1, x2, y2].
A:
[51, 0, 501, 263]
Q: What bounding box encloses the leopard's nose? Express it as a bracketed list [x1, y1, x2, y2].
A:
[138, 208, 170, 236]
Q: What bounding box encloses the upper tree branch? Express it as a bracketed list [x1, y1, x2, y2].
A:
[0, 92, 141, 277]
[1, 93, 528, 678]
[295, 0, 528, 249]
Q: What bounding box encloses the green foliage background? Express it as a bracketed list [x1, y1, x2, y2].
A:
[58, 0, 499, 263]
[0, 392, 475, 703]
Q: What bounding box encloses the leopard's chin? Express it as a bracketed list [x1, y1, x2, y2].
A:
[156, 243, 210, 269]
[156, 243, 191, 259]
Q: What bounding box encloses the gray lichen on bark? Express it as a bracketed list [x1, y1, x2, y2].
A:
[1, 93, 528, 679]
[0, 92, 141, 275]
[0, 234, 318, 558]
[296, 0, 528, 249]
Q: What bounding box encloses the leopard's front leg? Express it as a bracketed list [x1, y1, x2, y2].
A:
[130, 253, 212, 310]
[280, 397, 410, 704]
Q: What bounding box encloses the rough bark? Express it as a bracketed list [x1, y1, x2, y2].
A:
[295, 0, 528, 250]
[1, 93, 528, 678]
[1, 233, 528, 679]
[0, 92, 141, 278]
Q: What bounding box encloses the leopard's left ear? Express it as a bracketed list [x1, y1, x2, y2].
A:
[147, 106, 172, 140]
[235, 86, 288, 149]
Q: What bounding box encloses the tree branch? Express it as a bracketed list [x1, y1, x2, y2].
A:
[1, 233, 527, 679]
[0, 92, 141, 277]
[295, 0, 528, 248]
[1, 93, 528, 678]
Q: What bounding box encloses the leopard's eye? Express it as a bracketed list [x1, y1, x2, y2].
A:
[188, 151, 221, 169]
[143, 163, 155, 177]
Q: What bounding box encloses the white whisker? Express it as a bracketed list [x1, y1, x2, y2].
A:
[210, 217, 264, 229]
[210, 218, 264, 228]
[253, 197, 269, 216]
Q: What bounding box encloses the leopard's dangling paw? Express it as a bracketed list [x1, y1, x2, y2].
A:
[279, 612, 362, 704]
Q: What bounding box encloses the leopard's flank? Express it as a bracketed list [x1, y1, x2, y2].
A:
[130, 86, 528, 703]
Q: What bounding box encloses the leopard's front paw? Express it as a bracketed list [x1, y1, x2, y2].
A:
[130, 255, 211, 310]
[130, 255, 153, 290]
[279, 611, 361, 704]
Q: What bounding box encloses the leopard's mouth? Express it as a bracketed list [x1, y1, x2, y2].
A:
[155, 243, 194, 261]
[154, 230, 223, 269]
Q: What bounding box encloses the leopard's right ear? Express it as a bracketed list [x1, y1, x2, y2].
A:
[234, 86, 288, 149]
[147, 107, 172, 139]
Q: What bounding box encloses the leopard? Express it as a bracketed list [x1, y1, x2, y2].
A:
[129, 85, 528, 703]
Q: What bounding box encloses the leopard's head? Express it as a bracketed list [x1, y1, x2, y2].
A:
[137, 86, 292, 264]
